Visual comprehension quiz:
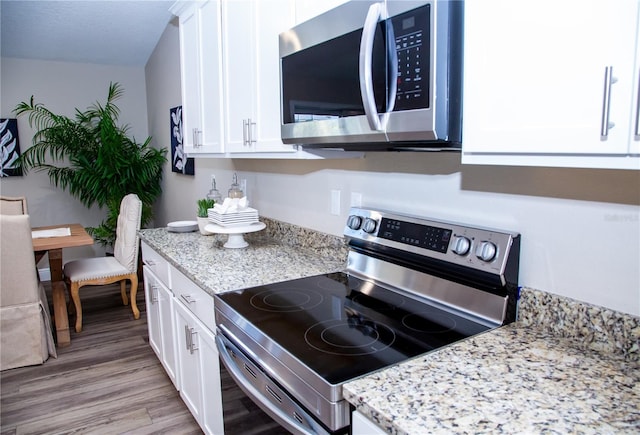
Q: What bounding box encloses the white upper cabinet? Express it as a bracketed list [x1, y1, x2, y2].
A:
[172, 0, 225, 155]
[462, 0, 640, 169]
[222, 0, 297, 154]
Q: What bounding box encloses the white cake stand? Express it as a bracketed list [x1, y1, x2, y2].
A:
[204, 222, 266, 248]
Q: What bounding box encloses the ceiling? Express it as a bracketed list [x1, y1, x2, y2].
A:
[1, 0, 175, 67]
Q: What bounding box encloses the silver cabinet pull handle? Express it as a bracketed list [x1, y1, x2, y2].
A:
[242, 119, 249, 146]
[248, 118, 256, 144]
[600, 66, 615, 138]
[192, 128, 202, 148]
[189, 330, 198, 354]
[635, 69, 640, 137]
[151, 285, 159, 303]
[184, 324, 191, 351]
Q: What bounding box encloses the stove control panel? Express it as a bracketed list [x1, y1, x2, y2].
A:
[344, 207, 519, 277]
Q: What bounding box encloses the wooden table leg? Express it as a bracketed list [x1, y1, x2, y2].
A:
[48, 248, 71, 347]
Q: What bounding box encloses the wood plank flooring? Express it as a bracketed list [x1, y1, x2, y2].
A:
[0, 282, 288, 435]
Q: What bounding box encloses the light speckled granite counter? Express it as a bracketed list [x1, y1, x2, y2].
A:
[139, 217, 347, 296]
[139, 219, 640, 433]
[344, 288, 640, 434]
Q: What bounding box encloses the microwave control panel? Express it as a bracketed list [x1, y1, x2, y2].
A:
[393, 4, 430, 111]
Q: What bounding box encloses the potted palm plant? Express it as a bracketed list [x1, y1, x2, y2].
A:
[14, 82, 167, 247]
[196, 198, 215, 235]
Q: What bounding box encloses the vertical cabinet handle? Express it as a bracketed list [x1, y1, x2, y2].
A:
[151, 285, 159, 303]
[241, 119, 256, 146]
[600, 66, 616, 138]
[635, 69, 640, 137]
[242, 119, 249, 146]
[248, 119, 256, 145]
[184, 325, 197, 354]
[192, 128, 202, 148]
[184, 324, 192, 351]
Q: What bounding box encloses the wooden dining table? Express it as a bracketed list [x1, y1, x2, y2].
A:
[32, 223, 94, 347]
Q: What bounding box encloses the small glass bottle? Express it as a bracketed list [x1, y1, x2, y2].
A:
[207, 176, 223, 204]
[228, 173, 244, 199]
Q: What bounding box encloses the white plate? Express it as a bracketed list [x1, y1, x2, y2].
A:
[167, 220, 198, 233]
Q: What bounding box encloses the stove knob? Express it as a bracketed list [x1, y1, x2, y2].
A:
[475, 241, 497, 262]
[451, 236, 471, 256]
[347, 215, 363, 230]
[362, 218, 378, 234]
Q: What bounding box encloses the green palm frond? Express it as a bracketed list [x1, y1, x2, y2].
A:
[14, 82, 167, 247]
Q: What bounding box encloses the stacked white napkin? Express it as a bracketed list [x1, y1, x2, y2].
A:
[212, 197, 249, 214]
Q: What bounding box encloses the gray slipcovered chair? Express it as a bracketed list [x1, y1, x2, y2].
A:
[63, 194, 142, 333]
[0, 214, 57, 370]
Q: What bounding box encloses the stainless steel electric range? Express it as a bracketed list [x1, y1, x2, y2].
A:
[215, 207, 520, 434]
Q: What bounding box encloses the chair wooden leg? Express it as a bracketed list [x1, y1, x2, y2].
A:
[129, 274, 140, 320]
[70, 281, 83, 333]
[120, 280, 129, 306]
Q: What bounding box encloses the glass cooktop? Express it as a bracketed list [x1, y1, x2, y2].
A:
[216, 272, 492, 385]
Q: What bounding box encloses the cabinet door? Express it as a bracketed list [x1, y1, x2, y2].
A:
[352, 410, 386, 435]
[158, 281, 178, 388]
[178, 5, 202, 153]
[198, 0, 225, 154]
[175, 301, 203, 424]
[197, 323, 224, 435]
[174, 299, 224, 434]
[143, 267, 162, 359]
[180, 0, 225, 155]
[252, 0, 296, 153]
[222, 0, 255, 152]
[463, 0, 639, 157]
[222, 0, 297, 154]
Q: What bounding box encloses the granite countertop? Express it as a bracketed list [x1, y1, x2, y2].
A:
[139, 223, 347, 297]
[140, 221, 640, 434]
[344, 305, 640, 434]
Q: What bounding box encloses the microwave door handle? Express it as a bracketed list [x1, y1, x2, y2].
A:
[385, 15, 398, 118]
[360, 2, 384, 131]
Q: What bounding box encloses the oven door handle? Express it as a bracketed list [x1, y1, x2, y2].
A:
[216, 332, 329, 435]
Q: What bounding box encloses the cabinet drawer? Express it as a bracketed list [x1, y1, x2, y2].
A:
[141, 241, 171, 288]
[171, 265, 215, 332]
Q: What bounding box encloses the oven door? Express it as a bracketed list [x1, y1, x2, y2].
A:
[216, 330, 334, 435]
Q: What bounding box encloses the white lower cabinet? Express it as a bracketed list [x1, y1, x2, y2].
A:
[352, 410, 386, 435]
[143, 267, 178, 388]
[142, 244, 224, 435]
[174, 300, 223, 435]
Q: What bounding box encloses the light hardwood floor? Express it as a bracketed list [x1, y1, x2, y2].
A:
[0, 282, 288, 435]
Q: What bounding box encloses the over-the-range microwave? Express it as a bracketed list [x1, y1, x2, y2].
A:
[279, 0, 463, 151]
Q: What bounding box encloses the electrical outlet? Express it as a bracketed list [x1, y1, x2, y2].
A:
[330, 190, 341, 215]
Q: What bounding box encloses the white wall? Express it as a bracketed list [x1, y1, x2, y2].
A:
[0, 57, 148, 261]
[145, 22, 640, 316]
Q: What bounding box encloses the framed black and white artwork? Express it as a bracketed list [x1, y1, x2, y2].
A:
[0, 118, 23, 177]
[170, 106, 194, 176]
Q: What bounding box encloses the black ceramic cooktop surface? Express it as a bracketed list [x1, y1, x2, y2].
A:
[217, 272, 491, 384]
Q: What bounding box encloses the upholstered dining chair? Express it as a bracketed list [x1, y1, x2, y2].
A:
[63, 194, 142, 333]
[0, 195, 28, 215]
[0, 214, 57, 370]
